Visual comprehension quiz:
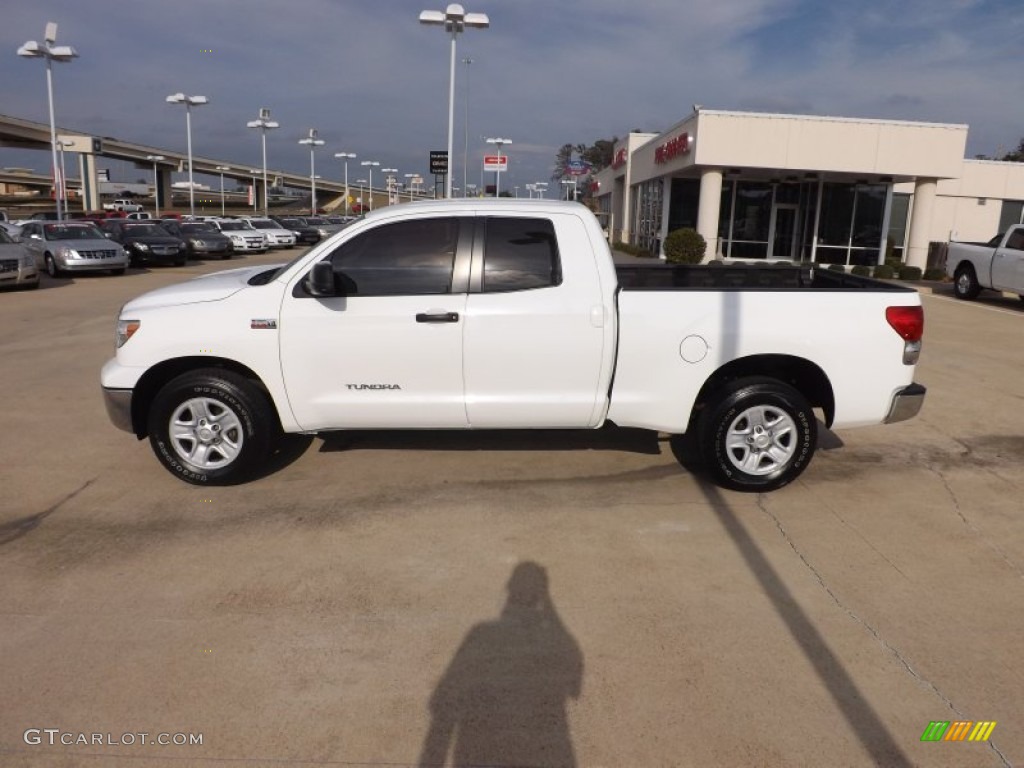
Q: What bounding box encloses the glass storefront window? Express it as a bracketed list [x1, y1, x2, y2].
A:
[887, 193, 911, 261]
[631, 179, 663, 254]
[998, 200, 1024, 235]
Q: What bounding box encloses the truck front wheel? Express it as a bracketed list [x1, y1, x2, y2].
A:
[953, 265, 981, 300]
[699, 377, 817, 492]
[147, 369, 275, 485]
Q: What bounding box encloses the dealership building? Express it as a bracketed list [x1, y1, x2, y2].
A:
[592, 109, 1024, 268]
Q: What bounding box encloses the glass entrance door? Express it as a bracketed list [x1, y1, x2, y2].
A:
[769, 204, 798, 260]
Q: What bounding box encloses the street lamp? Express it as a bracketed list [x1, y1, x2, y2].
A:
[462, 56, 472, 197]
[418, 3, 489, 199]
[18, 22, 78, 222]
[405, 173, 421, 201]
[165, 92, 208, 218]
[382, 168, 398, 204]
[249, 170, 260, 213]
[146, 154, 164, 217]
[56, 138, 72, 212]
[298, 129, 325, 215]
[360, 160, 379, 210]
[485, 137, 511, 197]
[215, 165, 230, 216]
[246, 107, 279, 216]
[334, 152, 356, 216]
[355, 179, 367, 211]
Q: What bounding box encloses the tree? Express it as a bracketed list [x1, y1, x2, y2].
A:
[1000, 138, 1024, 162]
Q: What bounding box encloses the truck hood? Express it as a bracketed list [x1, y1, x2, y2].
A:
[122, 264, 284, 312]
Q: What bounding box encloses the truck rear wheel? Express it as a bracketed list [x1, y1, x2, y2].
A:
[147, 369, 275, 485]
[699, 377, 817, 492]
[953, 265, 981, 300]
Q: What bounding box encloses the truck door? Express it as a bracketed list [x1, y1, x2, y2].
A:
[991, 228, 1024, 293]
[279, 216, 471, 430]
[462, 214, 610, 428]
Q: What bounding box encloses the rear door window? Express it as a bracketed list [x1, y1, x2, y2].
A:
[482, 217, 561, 293]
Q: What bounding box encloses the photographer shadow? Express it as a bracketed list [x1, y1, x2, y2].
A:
[418, 561, 583, 767]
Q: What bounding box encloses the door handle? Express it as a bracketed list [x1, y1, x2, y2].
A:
[416, 311, 460, 323]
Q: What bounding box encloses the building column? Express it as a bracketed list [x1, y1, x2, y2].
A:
[696, 168, 723, 260]
[156, 168, 173, 213]
[78, 153, 101, 212]
[905, 178, 937, 270]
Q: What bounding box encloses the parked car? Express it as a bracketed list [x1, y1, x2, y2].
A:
[271, 216, 321, 245]
[241, 217, 297, 249]
[207, 219, 267, 253]
[159, 220, 233, 260]
[946, 225, 1024, 301]
[80, 210, 126, 222]
[99, 220, 187, 267]
[298, 216, 346, 239]
[0, 226, 39, 289]
[103, 198, 143, 213]
[19, 221, 129, 277]
[126, 211, 153, 220]
[101, 199, 926, 489]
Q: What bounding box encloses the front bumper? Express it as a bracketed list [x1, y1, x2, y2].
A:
[0, 262, 40, 286]
[884, 383, 926, 424]
[102, 387, 134, 433]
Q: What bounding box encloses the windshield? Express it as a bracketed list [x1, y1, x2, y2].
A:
[0, 229, 13, 244]
[44, 224, 104, 241]
[181, 223, 217, 234]
[218, 221, 251, 231]
[305, 217, 327, 225]
[277, 218, 303, 228]
[248, 220, 276, 229]
[124, 224, 168, 237]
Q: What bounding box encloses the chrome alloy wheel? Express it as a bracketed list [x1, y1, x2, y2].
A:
[168, 397, 244, 470]
[724, 405, 798, 476]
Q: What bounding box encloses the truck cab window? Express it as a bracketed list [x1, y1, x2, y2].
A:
[482, 217, 562, 292]
[1005, 229, 1024, 251]
[327, 218, 459, 296]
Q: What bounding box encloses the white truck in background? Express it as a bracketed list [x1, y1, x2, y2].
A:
[946, 224, 1024, 301]
[103, 198, 144, 213]
[101, 199, 926, 492]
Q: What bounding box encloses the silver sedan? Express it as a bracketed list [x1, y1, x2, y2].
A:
[0, 226, 39, 289]
[19, 221, 130, 277]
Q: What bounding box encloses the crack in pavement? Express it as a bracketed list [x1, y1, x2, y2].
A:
[755, 494, 1012, 768]
[0, 477, 97, 547]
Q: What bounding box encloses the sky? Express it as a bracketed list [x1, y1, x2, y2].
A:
[2, 0, 1023, 194]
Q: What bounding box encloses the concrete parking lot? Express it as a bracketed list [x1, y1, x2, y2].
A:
[1, 255, 1022, 767]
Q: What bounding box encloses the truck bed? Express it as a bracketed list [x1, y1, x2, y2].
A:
[615, 263, 915, 292]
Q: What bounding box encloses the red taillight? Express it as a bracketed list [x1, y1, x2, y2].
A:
[886, 306, 923, 342]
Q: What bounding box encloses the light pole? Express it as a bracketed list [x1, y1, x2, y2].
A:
[56, 138, 71, 211]
[356, 179, 367, 211]
[298, 129, 325, 215]
[249, 170, 260, 213]
[246, 107, 279, 216]
[165, 92, 208, 218]
[334, 152, 356, 216]
[405, 173, 421, 201]
[215, 166, 230, 216]
[419, 4, 489, 199]
[462, 56, 472, 197]
[382, 168, 398, 204]
[485, 137, 510, 197]
[146, 154, 164, 217]
[360, 160, 379, 210]
[18, 22, 78, 222]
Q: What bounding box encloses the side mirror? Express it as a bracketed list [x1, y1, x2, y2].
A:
[307, 260, 337, 297]
[104, 232, 114, 239]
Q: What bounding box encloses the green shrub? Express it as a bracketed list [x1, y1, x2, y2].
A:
[873, 264, 895, 279]
[663, 228, 706, 264]
[898, 265, 923, 281]
[827, 264, 847, 272]
[850, 265, 871, 276]
[923, 268, 946, 281]
[612, 241, 654, 258]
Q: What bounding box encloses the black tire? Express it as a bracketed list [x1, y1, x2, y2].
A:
[111, 267, 126, 276]
[953, 264, 981, 300]
[699, 377, 817, 492]
[44, 253, 61, 278]
[147, 369, 277, 485]
[174, 259, 186, 267]
[222, 252, 232, 260]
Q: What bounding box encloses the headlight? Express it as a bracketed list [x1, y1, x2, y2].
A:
[230, 235, 244, 244]
[59, 247, 81, 259]
[189, 239, 204, 247]
[133, 242, 150, 252]
[116, 318, 140, 348]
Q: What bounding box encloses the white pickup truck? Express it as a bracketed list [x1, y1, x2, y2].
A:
[101, 200, 926, 491]
[946, 224, 1024, 301]
[103, 198, 143, 213]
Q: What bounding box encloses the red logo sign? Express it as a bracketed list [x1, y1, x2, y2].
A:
[611, 148, 628, 170]
[655, 133, 691, 164]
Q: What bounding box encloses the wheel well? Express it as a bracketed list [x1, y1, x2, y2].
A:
[953, 261, 975, 275]
[690, 354, 835, 428]
[129, 357, 279, 438]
